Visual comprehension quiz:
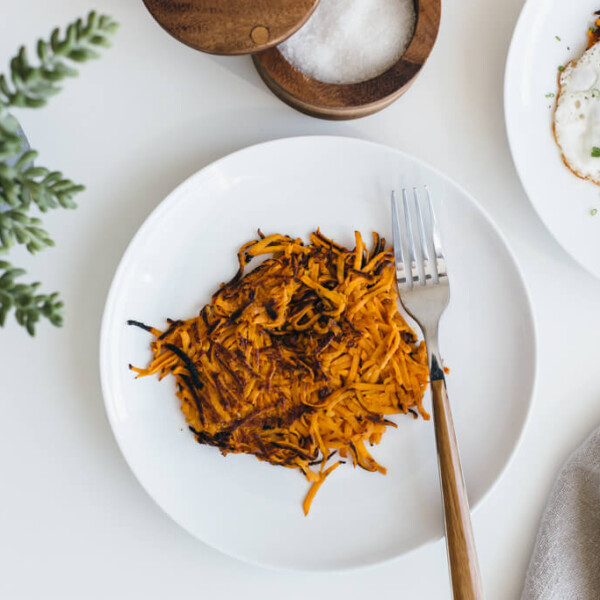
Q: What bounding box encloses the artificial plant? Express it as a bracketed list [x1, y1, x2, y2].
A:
[0, 11, 118, 335]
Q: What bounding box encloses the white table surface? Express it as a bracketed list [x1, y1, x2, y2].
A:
[2, 1, 600, 598]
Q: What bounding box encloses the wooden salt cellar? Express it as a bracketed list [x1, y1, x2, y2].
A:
[253, 0, 441, 120]
[141, 0, 441, 120]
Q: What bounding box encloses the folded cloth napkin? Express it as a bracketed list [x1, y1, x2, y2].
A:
[522, 427, 600, 600]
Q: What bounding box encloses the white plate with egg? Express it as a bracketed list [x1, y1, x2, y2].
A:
[505, 0, 600, 277]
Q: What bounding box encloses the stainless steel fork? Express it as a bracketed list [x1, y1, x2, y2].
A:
[392, 188, 483, 600]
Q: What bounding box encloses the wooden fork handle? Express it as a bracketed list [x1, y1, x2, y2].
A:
[431, 379, 484, 600]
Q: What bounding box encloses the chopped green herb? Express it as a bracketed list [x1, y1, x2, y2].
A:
[555, 35, 561, 41]
[558, 65, 565, 72]
[591, 208, 598, 216]
[592, 147, 600, 157]
[593, 89, 600, 98]
[545, 92, 555, 98]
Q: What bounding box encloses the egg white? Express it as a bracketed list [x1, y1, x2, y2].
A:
[554, 42, 600, 185]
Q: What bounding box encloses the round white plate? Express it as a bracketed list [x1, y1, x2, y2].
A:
[505, 0, 600, 277]
[100, 136, 536, 571]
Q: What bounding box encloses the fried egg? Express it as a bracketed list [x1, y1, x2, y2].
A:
[554, 42, 600, 185]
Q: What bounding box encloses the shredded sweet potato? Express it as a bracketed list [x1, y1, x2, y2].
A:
[587, 12, 600, 47]
[129, 230, 429, 515]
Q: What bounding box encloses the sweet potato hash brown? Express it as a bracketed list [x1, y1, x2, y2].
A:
[129, 230, 429, 514]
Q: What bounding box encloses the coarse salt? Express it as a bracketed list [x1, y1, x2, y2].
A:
[279, 0, 417, 85]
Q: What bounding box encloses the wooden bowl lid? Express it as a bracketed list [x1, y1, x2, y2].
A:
[142, 0, 321, 56]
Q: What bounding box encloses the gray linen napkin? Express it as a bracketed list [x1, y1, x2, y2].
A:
[522, 427, 600, 600]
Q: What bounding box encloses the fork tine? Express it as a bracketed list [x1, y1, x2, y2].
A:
[401, 188, 420, 286]
[391, 191, 403, 266]
[413, 188, 433, 285]
[391, 191, 407, 286]
[424, 187, 447, 280]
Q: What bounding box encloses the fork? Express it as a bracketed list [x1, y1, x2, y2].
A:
[392, 188, 483, 600]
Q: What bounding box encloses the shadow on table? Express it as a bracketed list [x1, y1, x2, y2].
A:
[206, 54, 269, 95]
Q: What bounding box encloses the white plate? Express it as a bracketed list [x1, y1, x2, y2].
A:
[100, 136, 536, 571]
[505, 0, 600, 277]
